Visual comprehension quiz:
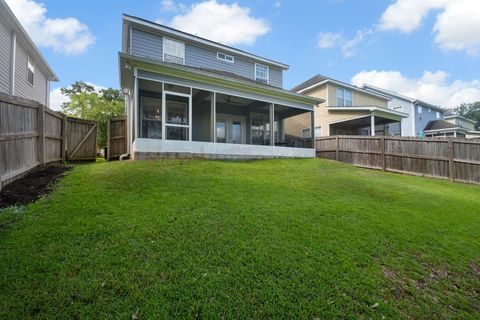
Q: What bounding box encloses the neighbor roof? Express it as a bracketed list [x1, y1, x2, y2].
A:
[424, 120, 458, 131]
[0, 0, 58, 81]
[362, 84, 444, 112]
[122, 14, 289, 70]
[445, 115, 477, 124]
[291, 74, 390, 101]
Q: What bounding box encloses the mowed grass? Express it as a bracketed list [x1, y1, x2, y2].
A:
[0, 159, 479, 319]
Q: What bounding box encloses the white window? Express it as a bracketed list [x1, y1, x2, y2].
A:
[314, 126, 322, 137]
[418, 106, 423, 113]
[436, 111, 440, 119]
[217, 52, 234, 63]
[163, 38, 185, 64]
[255, 64, 269, 84]
[336, 88, 352, 106]
[27, 55, 34, 85]
[302, 128, 312, 138]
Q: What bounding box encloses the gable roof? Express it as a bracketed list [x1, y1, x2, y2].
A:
[0, 0, 57, 81]
[291, 74, 390, 101]
[122, 14, 289, 70]
[362, 84, 445, 112]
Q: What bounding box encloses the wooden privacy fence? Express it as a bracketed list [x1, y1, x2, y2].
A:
[106, 117, 127, 161]
[316, 136, 480, 185]
[66, 117, 97, 161]
[0, 93, 97, 191]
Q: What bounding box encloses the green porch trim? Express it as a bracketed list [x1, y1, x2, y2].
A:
[119, 53, 322, 106]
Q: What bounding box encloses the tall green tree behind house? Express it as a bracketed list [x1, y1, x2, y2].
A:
[61, 81, 125, 148]
[453, 102, 480, 129]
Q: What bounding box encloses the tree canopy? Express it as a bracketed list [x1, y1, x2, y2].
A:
[453, 102, 480, 130]
[61, 81, 125, 148]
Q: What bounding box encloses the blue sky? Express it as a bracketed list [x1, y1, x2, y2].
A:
[6, 0, 480, 109]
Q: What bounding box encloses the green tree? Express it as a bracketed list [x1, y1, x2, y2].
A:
[453, 102, 480, 130]
[61, 81, 125, 148]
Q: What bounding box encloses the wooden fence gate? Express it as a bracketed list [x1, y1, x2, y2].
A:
[106, 117, 127, 161]
[66, 117, 98, 161]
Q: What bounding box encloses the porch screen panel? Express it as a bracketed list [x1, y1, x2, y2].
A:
[192, 89, 213, 142]
[138, 79, 163, 139]
[166, 94, 189, 141]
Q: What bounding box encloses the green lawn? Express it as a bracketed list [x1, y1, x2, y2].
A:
[0, 159, 479, 319]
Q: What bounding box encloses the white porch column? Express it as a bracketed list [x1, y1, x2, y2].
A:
[370, 114, 375, 136]
[270, 103, 274, 146]
[212, 92, 216, 143]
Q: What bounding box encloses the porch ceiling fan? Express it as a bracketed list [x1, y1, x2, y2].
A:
[224, 95, 244, 105]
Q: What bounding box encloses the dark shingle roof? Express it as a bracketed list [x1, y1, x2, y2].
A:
[424, 120, 458, 131]
[290, 74, 328, 92]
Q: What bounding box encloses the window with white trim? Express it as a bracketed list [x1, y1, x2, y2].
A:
[436, 111, 440, 119]
[217, 52, 234, 63]
[302, 128, 312, 138]
[336, 88, 352, 106]
[163, 38, 185, 64]
[418, 106, 423, 113]
[315, 126, 322, 138]
[27, 55, 34, 85]
[255, 64, 269, 84]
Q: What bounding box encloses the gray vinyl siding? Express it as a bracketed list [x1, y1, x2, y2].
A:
[130, 28, 284, 88]
[185, 44, 254, 79]
[268, 67, 282, 88]
[14, 42, 47, 105]
[0, 18, 11, 94]
[131, 28, 163, 61]
[415, 104, 444, 135]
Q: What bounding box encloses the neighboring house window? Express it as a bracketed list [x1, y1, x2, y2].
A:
[436, 111, 440, 119]
[336, 88, 352, 106]
[418, 106, 422, 113]
[315, 126, 322, 138]
[27, 55, 34, 85]
[163, 38, 185, 64]
[217, 52, 234, 63]
[302, 128, 312, 138]
[255, 64, 269, 84]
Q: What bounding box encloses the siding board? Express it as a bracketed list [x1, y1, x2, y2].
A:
[0, 19, 11, 94]
[131, 28, 284, 88]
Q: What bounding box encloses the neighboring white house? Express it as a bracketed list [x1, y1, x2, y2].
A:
[0, 0, 58, 106]
[362, 84, 445, 137]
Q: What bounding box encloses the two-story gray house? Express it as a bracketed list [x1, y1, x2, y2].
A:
[119, 15, 321, 160]
[0, 0, 58, 106]
[362, 84, 445, 137]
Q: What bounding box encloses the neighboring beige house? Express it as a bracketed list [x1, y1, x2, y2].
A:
[286, 75, 408, 138]
[424, 115, 480, 140]
[0, 0, 58, 106]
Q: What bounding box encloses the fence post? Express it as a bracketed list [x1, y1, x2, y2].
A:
[381, 136, 386, 171]
[335, 136, 339, 161]
[37, 103, 45, 167]
[448, 139, 454, 182]
[61, 113, 67, 163]
[106, 118, 111, 161]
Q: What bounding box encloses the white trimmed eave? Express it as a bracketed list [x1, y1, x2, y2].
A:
[424, 127, 466, 133]
[326, 106, 408, 119]
[122, 14, 289, 70]
[297, 79, 391, 101]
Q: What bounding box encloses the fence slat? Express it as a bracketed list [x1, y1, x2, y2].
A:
[316, 136, 480, 185]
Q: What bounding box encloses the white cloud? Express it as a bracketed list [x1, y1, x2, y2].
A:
[317, 32, 343, 49]
[351, 70, 480, 108]
[161, 0, 177, 12]
[341, 29, 373, 58]
[274, 1, 282, 8]
[49, 83, 106, 111]
[378, 0, 480, 55]
[5, 0, 94, 54]
[317, 29, 373, 58]
[168, 0, 270, 46]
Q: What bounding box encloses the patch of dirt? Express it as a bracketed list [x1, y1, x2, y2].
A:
[0, 165, 71, 209]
